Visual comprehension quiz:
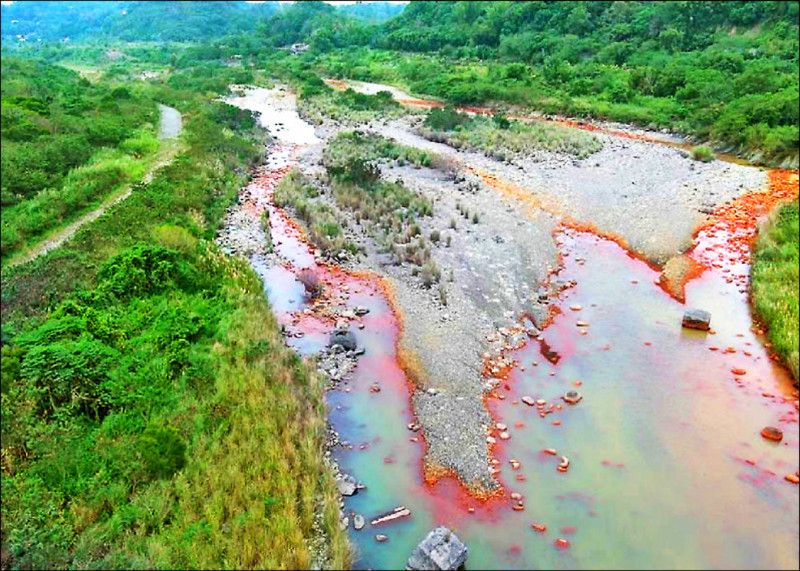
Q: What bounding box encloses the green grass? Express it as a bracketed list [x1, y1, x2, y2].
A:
[273, 168, 358, 257]
[1, 129, 161, 265]
[322, 131, 443, 286]
[420, 107, 602, 159]
[691, 145, 715, 162]
[751, 201, 799, 380]
[1, 65, 350, 569]
[299, 86, 406, 125]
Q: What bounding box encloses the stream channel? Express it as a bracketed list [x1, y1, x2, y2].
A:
[222, 85, 799, 570]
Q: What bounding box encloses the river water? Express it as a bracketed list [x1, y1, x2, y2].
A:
[224, 86, 799, 570]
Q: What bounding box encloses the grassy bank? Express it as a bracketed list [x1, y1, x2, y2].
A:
[0, 57, 160, 263]
[1, 63, 349, 569]
[751, 201, 799, 380]
[1, 129, 161, 265]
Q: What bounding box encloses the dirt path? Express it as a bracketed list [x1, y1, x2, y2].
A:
[7, 104, 183, 269]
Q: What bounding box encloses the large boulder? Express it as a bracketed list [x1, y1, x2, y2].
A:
[406, 527, 468, 570]
[682, 309, 711, 331]
[329, 327, 357, 351]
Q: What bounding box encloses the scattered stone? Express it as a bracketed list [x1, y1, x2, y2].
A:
[682, 309, 711, 331]
[353, 514, 365, 530]
[569, 304, 582, 311]
[407, 422, 421, 432]
[499, 431, 510, 440]
[329, 327, 357, 351]
[731, 368, 747, 376]
[427, 387, 439, 395]
[760, 426, 783, 442]
[531, 523, 547, 533]
[354, 306, 370, 316]
[336, 474, 358, 496]
[521, 396, 536, 406]
[406, 526, 468, 571]
[785, 473, 799, 484]
[510, 492, 522, 501]
[376, 534, 389, 543]
[562, 390, 583, 405]
[554, 538, 571, 550]
[371, 506, 411, 526]
[370, 383, 381, 393]
[543, 448, 558, 456]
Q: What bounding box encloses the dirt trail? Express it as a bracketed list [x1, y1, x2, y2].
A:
[7, 104, 183, 269]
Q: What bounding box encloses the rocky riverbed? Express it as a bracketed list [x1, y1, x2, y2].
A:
[219, 84, 797, 570]
[288, 92, 769, 492]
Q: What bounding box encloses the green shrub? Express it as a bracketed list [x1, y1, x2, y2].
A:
[97, 244, 190, 298]
[691, 145, 715, 162]
[137, 426, 187, 481]
[424, 106, 472, 131]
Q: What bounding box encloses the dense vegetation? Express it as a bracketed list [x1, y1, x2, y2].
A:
[1, 57, 160, 263]
[5, 2, 797, 165]
[0, 62, 349, 569]
[0, 1, 399, 44]
[0, 1, 279, 43]
[751, 201, 799, 381]
[278, 1, 800, 166]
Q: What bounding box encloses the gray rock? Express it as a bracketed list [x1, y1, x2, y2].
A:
[329, 328, 357, 351]
[353, 514, 365, 530]
[682, 308, 711, 331]
[406, 526, 468, 570]
[336, 474, 358, 496]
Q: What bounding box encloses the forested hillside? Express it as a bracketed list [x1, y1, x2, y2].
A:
[0, 1, 400, 43]
[0, 1, 279, 42]
[368, 1, 799, 164]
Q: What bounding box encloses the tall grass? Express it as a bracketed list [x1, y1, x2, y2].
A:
[1, 75, 350, 568]
[420, 108, 602, 159]
[274, 169, 358, 256]
[751, 201, 799, 380]
[1, 129, 160, 264]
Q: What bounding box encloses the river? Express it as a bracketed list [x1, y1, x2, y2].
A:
[223, 85, 799, 570]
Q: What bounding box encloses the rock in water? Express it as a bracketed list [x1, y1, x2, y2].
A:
[336, 474, 358, 496]
[682, 309, 711, 331]
[406, 527, 468, 570]
[329, 327, 357, 351]
[353, 514, 365, 531]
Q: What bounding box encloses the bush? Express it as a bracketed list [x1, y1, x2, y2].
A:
[97, 244, 192, 298]
[136, 426, 187, 481]
[423, 106, 472, 131]
[691, 145, 715, 162]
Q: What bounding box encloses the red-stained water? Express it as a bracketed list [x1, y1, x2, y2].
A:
[229, 87, 799, 570]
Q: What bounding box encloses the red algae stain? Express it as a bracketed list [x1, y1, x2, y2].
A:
[680, 169, 799, 298]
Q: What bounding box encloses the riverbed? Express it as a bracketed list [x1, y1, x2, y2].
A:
[221, 85, 799, 570]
